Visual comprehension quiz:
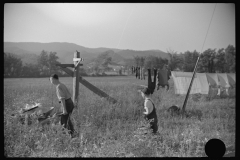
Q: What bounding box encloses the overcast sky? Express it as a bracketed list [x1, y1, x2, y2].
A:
[4, 3, 235, 53]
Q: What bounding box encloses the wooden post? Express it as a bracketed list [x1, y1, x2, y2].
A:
[55, 51, 116, 105]
[181, 56, 200, 114]
[73, 51, 80, 108]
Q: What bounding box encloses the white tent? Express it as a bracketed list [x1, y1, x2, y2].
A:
[173, 72, 235, 96]
[171, 71, 209, 95]
[197, 73, 209, 94]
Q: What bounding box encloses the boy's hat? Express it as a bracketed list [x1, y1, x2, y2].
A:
[140, 87, 151, 95]
[50, 74, 59, 80]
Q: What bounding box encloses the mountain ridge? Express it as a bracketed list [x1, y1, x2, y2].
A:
[4, 42, 170, 66]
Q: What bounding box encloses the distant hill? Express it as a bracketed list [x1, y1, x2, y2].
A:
[85, 50, 126, 68]
[4, 42, 170, 66]
[4, 42, 97, 65]
[88, 50, 125, 63]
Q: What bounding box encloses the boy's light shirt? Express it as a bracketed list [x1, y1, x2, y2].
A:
[56, 83, 72, 100]
[144, 98, 154, 115]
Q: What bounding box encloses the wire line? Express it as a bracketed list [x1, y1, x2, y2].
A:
[200, 3, 217, 54]
[181, 3, 217, 113]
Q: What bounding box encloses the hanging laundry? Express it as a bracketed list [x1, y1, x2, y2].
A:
[147, 69, 157, 94]
[153, 69, 157, 90]
[157, 69, 168, 89]
[148, 69, 152, 92]
[143, 68, 146, 80]
[167, 68, 171, 80]
[135, 67, 138, 79]
[140, 67, 145, 80]
[139, 67, 141, 79]
[140, 67, 142, 80]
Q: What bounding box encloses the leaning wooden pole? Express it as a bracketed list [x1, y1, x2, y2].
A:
[78, 77, 117, 104]
[181, 56, 200, 114]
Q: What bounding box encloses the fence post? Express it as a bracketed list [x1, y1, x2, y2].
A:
[73, 51, 80, 108]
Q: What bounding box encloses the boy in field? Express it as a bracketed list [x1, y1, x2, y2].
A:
[139, 87, 158, 134]
[49, 74, 76, 137]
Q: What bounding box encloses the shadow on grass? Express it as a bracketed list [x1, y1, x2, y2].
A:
[185, 109, 203, 120]
[163, 106, 203, 121]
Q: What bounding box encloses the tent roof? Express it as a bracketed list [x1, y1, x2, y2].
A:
[172, 71, 193, 78]
[217, 73, 230, 88]
[227, 73, 235, 87]
[206, 73, 219, 86]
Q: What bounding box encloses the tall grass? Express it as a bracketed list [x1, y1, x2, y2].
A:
[4, 77, 235, 157]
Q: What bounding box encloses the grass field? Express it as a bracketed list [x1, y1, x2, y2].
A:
[4, 76, 235, 157]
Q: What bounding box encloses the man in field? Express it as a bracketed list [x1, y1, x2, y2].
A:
[49, 74, 76, 137]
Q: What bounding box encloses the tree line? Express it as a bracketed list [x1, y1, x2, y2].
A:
[4, 50, 72, 78]
[131, 45, 235, 73]
[4, 45, 235, 78]
[4, 49, 122, 78]
[84, 51, 127, 75]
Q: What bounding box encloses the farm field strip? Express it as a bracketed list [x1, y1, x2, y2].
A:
[4, 76, 235, 157]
